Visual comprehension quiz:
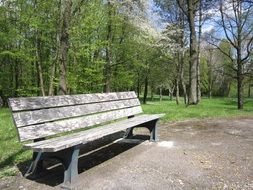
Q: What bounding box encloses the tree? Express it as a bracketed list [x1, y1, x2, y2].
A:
[176, 0, 200, 105]
[154, 0, 189, 104]
[103, 0, 113, 92]
[0, 96, 3, 107]
[59, 0, 72, 95]
[209, 0, 253, 109]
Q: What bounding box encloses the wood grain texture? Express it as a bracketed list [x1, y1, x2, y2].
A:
[13, 99, 140, 127]
[24, 114, 165, 152]
[18, 106, 143, 141]
[9, 91, 137, 111]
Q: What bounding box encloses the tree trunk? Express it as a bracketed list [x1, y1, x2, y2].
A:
[160, 87, 163, 102]
[103, 0, 113, 93]
[59, 0, 72, 95]
[49, 1, 61, 96]
[0, 96, 3, 108]
[143, 76, 148, 104]
[208, 83, 211, 99]
[207, 50, 213, 99]
[178, 12, 188, 105]
[197, 0, 202, 102]
[237, 59, 243, 109]
[137, 71, 140, 98]
[36, 61, 45, 96]
[187, 0, 198, 105]
[151, 86, 154, 101]
[237, 9, 243, 110]
[248, 84, 252, 98]
[33, 1, 45, 96]
[48, 61, 56, 96]
[176, 79, 180, 105]
[181, 74, 188, 104]
[208, 80, 212, 99]
[36, 31, 46, 96]
[176, 54, 180, 105]
[169, 86, 174, 101]
[208, 73, 212, 99]
[14, 61, 19, 97]
[227, 82, 231, 97]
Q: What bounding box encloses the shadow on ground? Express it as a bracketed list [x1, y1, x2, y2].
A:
[0, 149, 26, 171]
[16, 131, 149, 187]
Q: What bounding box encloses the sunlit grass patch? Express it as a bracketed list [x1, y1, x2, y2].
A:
[142, 97, 253, 122]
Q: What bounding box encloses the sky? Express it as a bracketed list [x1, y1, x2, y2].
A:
[147, 0, 167, 31]
[147, 0, 225, 37]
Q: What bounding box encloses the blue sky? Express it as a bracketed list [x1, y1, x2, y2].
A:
[147, 0, 166, 31]
[147, 0, 222, 35]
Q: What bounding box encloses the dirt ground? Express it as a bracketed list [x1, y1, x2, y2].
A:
[0, 117, 253, 190]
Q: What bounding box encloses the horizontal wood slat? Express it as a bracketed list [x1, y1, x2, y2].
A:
[13, 99, 140, 128]
[9, 91, 137, 111]
[24, 114, 165, 152]
[18, 106, 143, 142]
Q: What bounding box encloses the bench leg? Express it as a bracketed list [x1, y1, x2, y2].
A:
[123, 127, 134, 139]
[124, 119, 159, 142]
[61, 146, 80, 190]
[25, 151, 44, 178]
[148, 120, 159, 142]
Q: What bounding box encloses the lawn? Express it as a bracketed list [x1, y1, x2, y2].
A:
[0, 108, 31, 177]
[0, 97, 253, 177]
[142, 97, 253, 122]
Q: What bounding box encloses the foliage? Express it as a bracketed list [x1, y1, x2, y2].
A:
[0, 0, 252, 107]
[0, 0, 168, 102]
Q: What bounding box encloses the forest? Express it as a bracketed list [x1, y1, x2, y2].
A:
[0, 0, 253, 110]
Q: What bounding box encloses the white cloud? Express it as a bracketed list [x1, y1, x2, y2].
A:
[202, 24, 215, 34]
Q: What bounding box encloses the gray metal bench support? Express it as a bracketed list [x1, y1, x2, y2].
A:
[149, 119, 159, 142]
[25, 151, 43, 178]
[25, 138, 45, 178]
[25, 146, 80, 190]
[61, 146, 80, 190]
[124, 119, 159, 142]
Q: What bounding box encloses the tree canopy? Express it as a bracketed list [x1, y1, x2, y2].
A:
[0, 0, 252, 109]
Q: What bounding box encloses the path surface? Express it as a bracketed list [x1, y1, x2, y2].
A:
[0, 117, 253, 190]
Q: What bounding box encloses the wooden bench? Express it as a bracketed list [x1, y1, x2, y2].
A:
[8, 91, 164, 189]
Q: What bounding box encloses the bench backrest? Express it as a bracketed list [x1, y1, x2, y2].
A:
[8, 91, 142, 142]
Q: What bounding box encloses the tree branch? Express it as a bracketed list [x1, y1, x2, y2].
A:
[219, 2, 237, 50]
[207, 37, 234, 63]
[242, 35, 253, 62]
[176, 0, 188, 16]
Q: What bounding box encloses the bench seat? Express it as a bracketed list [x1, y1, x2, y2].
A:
[24, 114, 164, 152]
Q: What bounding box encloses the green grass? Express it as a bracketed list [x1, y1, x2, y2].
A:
[0, 108, 32, 177]
[0, 97, 253, 177]
[142, 97, 253, 122]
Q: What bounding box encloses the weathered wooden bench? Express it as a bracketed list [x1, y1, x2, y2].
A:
[8, 91, 164, 189]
